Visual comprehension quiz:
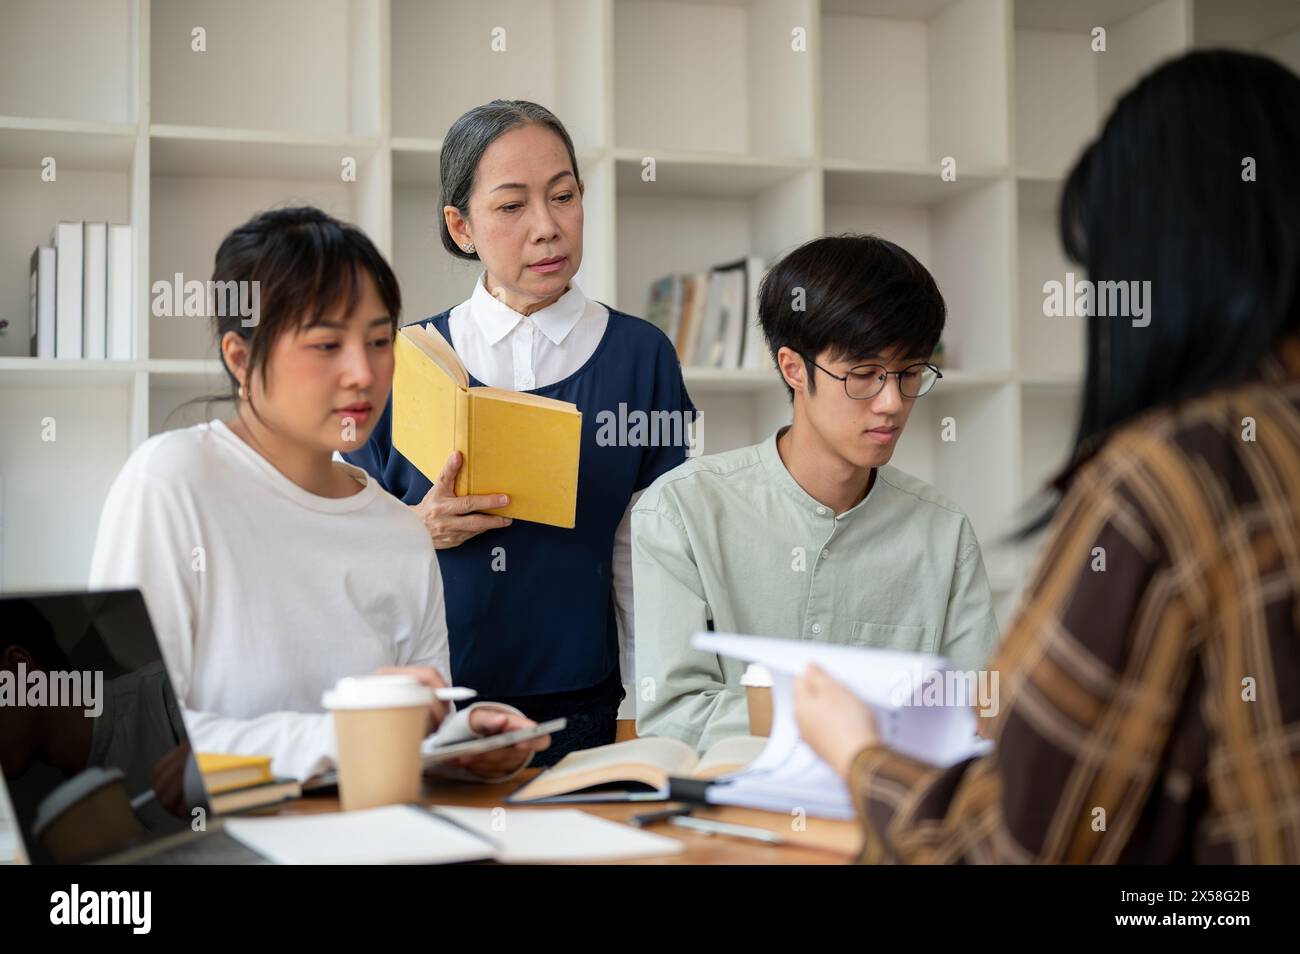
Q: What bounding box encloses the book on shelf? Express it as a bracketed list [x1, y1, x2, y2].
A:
[26, 222, 132, 361]
[675, 271, 708, 366]
[643, 274, 681, 344]
[694, 270, 728, 367]
[28, 247, 56, 359]
[82, 222, 107, 360]
[393, 321, 582, 528]
[736, 256, 769, 371]
[106, 224, 132, 359]
[50, 222, 82, 359]
[647, 255, 769, 371]
[697, 259, 748, 369]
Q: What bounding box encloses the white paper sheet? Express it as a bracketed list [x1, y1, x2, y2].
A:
[223, 805, 494, 865]
[694, 633, 992, 818]
[430, 806, 685, 862]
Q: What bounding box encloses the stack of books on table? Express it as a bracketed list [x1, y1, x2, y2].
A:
[196, 753, 301, 815]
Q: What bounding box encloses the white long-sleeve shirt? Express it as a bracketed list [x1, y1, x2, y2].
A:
[88, 418, 521, 781]
[448, 273, 640, 682]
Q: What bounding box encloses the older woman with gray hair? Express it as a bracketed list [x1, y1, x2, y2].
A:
[347, 100, 696, 765]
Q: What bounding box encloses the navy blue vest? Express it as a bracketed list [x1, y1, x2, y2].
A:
[345, 306, 696, 696]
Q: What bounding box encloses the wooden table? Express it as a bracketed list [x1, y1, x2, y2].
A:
[270, 768, 862, 865]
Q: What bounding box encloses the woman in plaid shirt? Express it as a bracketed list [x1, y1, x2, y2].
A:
[795, 50, 1300, 864]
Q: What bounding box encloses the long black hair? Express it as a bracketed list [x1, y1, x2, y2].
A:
[1030, 50, 1300, 528]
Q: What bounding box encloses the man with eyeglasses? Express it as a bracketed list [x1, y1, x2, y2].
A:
[632, 235, 999, 752]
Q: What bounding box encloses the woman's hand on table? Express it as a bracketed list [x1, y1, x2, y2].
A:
[794, 663, 880, 781]
[411, 451, 512, 549]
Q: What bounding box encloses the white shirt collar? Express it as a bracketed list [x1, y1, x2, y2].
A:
[469, 272, 588, 347]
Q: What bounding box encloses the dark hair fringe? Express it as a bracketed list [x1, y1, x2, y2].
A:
[757, 233, 946, 401]
[167, 206, 400, 430]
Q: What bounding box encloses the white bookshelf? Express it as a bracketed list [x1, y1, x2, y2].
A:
[3, 0, 1299, 624]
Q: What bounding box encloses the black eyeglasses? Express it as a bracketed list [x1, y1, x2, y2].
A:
[805, 358, 942, 399]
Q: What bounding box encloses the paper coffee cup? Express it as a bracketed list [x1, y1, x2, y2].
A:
[740, 664, 774, 737]
[322, 675, 433, 812]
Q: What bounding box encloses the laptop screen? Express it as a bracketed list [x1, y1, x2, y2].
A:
[0, 589, 209, 864]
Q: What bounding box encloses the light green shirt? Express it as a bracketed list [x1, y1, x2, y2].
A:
[632, 428, 1000, 752]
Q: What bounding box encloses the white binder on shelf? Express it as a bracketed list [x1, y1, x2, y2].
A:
[106, 224, 133, 359]
[28, 247, 56, 359]
[82, 222, 108, 360]
[50, 221, 83, 359]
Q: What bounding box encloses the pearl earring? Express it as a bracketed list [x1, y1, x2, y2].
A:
[238, 383, 246, 400]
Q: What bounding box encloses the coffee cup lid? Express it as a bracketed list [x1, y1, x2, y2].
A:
[322, 674, 434, 710]
[739, 663, 774, 688]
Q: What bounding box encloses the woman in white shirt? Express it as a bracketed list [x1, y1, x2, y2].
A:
[346, 101, 698, 765]
[89, 206, 549, 782]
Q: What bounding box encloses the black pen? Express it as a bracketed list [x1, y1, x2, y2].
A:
[629, 805, 694, 828]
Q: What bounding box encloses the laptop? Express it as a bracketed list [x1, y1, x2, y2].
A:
[0, 589, 267, 864]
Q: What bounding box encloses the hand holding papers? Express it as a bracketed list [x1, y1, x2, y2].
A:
[690, 633, 993, 819]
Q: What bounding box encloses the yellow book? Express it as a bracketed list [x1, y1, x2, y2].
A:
[393, 322, 582, 528]
[196, 753, 273, 795]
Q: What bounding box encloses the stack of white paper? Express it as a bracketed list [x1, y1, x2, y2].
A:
[691, 633, 993, 819]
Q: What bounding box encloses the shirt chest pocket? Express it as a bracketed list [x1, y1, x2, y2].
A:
[849, 620, 938, 654]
